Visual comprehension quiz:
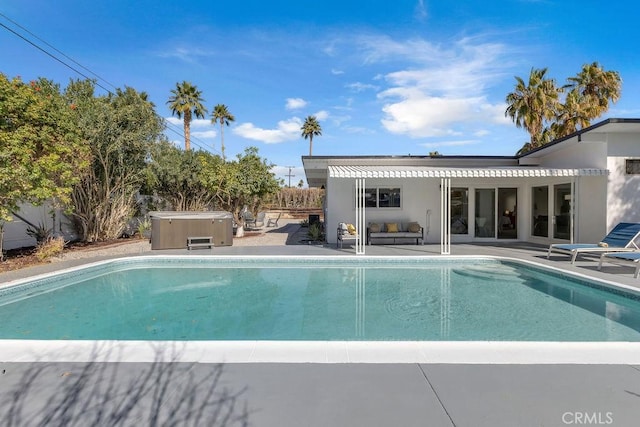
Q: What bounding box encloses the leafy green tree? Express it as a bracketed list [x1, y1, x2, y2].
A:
[201, 147, 280, 228]
[68, 80, 164, 241]
[0, 74, 89, 258]
[301, 115, 322, 156]
[505, 68, 561, 149]
[146, 140, 219, 211]
[167, 81, 207, 151]
[211, 104, 235, 161]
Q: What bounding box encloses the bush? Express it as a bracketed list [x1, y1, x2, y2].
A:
[307, 223, 324, 241]
[26, 222, 53, 243]
[35, 236, 65, 262]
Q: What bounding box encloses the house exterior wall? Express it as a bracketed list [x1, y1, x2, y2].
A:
[326, 174, 609, 246]
[312, 121, 640, 248]
[535, 141, 607, 169]
[575, 176, 608, 243]
[606, 156, 640, 230]
[326, 177, 438, 244]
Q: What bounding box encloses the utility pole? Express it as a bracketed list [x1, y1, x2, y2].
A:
[285, 166, 295, 187]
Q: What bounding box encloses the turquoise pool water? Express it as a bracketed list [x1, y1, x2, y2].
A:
[1, 257, 640, 341]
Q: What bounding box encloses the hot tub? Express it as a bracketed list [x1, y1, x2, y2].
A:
[149, 211, 234, 249]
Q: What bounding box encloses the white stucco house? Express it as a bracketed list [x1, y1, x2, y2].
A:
[302, 118, 640, 254]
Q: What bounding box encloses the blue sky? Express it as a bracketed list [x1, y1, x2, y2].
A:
[2, 1, 639, 185]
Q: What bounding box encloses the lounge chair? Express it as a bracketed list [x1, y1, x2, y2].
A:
[243, 211, 265, 229]
[337, 222, 357, 248]
[267, 212, 281, 227]
[254, 212, 266, 228]
[547, 222, 640, 263]
[598, 252, 640, 278]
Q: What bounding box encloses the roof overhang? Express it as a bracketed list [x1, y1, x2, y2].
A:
[328, 165, 608, 179]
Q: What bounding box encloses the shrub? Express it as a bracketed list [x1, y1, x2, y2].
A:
[35, 236, 65, 262]
[26, 222, 53, 243]
[307, 223, 324, 241]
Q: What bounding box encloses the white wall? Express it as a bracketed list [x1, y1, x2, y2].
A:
[606, 157, 640, 229]
[575, 176, 608, 243]
[537, 142, 607, 169]
[325, 177, 438, 244]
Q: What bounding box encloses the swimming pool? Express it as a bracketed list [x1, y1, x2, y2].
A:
[2, 256, 640, 342]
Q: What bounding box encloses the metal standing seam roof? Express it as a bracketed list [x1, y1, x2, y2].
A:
[327, 165, 609, 178]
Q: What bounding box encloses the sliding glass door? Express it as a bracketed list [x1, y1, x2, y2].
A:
[474, 189, 495, 238]
[554, 183, 571, 240]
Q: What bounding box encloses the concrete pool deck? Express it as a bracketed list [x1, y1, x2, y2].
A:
[2, 223, 640, 425]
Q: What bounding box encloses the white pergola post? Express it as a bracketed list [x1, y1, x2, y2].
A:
[355, 178, 366, 255]
[570, 177, 576, 243]
[440, 178, 451, 254]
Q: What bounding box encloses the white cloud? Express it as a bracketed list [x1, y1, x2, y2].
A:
[365, 36, 514, 138]
[165, 117, 182, 126]
[331, 68, 345, 75]
[346, 82, 379, 92]
[314, 110, 329, 121]
[157, 46, 214, 63]
[192, 130, 217, 139]
[286, 98, 308, 110]
[191, 118, 213, 128]
[414, 0, 427, 21]
[165, 117, 213, 128]
[233, 117, 302, 144]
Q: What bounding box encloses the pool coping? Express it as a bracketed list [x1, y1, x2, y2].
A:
[2, 254, 640, 364]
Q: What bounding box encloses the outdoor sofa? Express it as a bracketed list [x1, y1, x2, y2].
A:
[366, 221, 423, 245]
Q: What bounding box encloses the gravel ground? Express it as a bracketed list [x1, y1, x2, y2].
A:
[54, 220, 304, 261]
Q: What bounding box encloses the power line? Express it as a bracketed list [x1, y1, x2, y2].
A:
[0, 13, 220, 155]
[0, 12, 118, 91]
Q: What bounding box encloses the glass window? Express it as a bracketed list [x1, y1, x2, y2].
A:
[475, 189, 495, 238]
[626, 159, 640, 175]
[364, 188, 377, 208]
[532, 186, 549, 237]
[378, 188, 401, 208]
[451, 188, 468, 234]
[359, 187, 401, 208]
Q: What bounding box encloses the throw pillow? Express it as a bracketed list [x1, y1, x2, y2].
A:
[347, 224, 357, 235]
[385, 223, 398, 233]
[407, 222, 421, 233]
[369, 223, 381, 233]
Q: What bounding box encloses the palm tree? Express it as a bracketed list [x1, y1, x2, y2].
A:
[167, 81, 207, 151]
[301, 115, 322, 156]
[505, 68, 560, 148]
[211, 104, 235, 161]
[565, 62, 621, 120]
[552, 89, 598, 138]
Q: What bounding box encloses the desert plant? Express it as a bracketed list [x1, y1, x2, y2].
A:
[299, 219, 309, 228]
[307, 223, 324, 241]
[34, 236, 65, 262]
[137, 217, 151, 238]
[26, 222, 53, 243]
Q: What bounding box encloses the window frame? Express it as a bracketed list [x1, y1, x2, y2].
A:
[357, 186, 402, 209]
[625, 159, 640, 175]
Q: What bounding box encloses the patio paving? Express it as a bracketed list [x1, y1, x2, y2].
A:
[2, 221, 640, 425]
